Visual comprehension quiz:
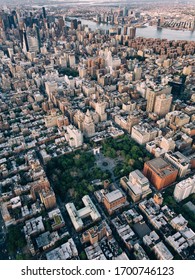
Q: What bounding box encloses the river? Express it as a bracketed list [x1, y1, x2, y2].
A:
[66, 17, 195, 41]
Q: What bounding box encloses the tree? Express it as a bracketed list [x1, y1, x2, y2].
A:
[6, 225, 26, 256]
[79, 251, 87, 260]
[131, 145, 143, 159]
[58, 67, 79, 77]
[87, 184, 95, 192]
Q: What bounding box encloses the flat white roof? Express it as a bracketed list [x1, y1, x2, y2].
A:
[65, 195, 101, 231]
[105, 190, 123, 203]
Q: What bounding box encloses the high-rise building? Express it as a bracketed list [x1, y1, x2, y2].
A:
[123, 25, 128, 35]
[154, 94, 173, 117]
[146, 86, 172, 113]
[1, 13, 10, 30]
[192, 17, 195, 30]
[95, 101, 107, 121]
[146, 90, 160, 113]
[71, 19, 78, 30]
[45, 81, 58, 97]
[83, 110, 95, 138]
[22, 29, 29, 52]
[165, 151, 191, 177]
[79, 66, 87, 78]
[126, 112, 140, 133]
[157, 18, 161, 27]
[123, 7, 129, 17]
[174, 175, 195, 202]
[58, 17, 65, 31]
[69, 53, 76, 67]
[129, 26, 136, 39]
[23, 29, 39, 53]
[40, 189, 57, 210]
[134, 66, 142, 80]
[66, 125, 83, 147]
[42, 7, 47, 19]
[117, 27, 122, 35]
[35, 25, 41, 50]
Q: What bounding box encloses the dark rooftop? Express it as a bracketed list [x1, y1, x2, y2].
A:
[133, 221, 151, 239]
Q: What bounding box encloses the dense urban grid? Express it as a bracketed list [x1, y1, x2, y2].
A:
[0, 1, 195, 261]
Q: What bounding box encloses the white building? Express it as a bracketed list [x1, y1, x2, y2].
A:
[46, 238, 78, 260]
[154, 94, 173, 117]
[120, 170, 152, 202]
[153, 241, 173, 260]
[165, 151, 191, 177]
[174, 175, 195, 202]
[95, 101, 107, 121]
[66, 125, 83, 147]
[27, 34, 39, 52]
[69, 53, 76, 67]
[24, 216, 45, 237]
[65, 195, 101, 232]
[64, 75, 75, 88]
[131, 123, 161, 145]
[45, 81, 57, 96]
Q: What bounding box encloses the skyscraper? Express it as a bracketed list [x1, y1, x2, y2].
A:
[129, 26, 136, 39]
[26, 30, 39, 52]
[22, 29, 29, 52]
[35, 25, 41, 50]
[157, 18, 161, 27]
[42, 7, 47, 19]
[71, 19, 78, 30]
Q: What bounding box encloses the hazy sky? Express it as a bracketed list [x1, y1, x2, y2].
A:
[0, 0, 195, 5]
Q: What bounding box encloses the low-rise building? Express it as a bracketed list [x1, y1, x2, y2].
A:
[48, 208, 65, 230]
[153, 241, 174, 260]
[170, 214, 188, 231]
[133, 243, 150, 260]
[111, 216, 138, 250]
[24, 216, 45, 237]
[139, 198, 161, 219]
[46, 238, 78, 260]
[182, 122, 195, 137]
[143, 157, 178, 190]
[165, 151, 191, 177]
[143, 231, 160, 248]
[35, 231, 60, 251]
[103, 189, 128, 215]
[66, 195, 101, 232]
[131, 123, 161, 145]
[166, 232, 190, 258]
[143, 231, 173, 260]
[85, 243, 106, 260]
[81, 221, 112, 245]
[120, 170, 152, 202]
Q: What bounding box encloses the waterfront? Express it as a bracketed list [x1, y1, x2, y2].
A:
[66, 17, 195, 41]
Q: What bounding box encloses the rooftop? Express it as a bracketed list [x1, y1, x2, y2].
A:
[104, 189, 124, 203]
[146, 157, 178, 178]
[46, 238, 78, 260]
